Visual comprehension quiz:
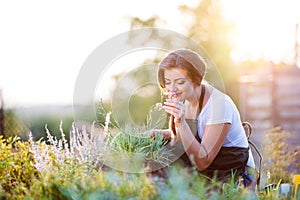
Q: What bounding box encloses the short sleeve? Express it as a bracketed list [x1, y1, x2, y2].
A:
[205, 90, 233, 125]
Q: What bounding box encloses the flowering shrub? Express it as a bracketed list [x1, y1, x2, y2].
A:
[29, 121, 105, 173]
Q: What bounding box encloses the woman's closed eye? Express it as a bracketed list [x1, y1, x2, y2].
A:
[164, 79, 186, 85]
[176, 79, 185, 85]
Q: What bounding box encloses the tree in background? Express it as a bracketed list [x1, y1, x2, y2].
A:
[180, 0, 238, 100]
[129, 0, 239, 100]
[4, 109, 29, 140]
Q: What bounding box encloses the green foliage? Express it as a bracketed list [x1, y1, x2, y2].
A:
[29, 115, 73, 142]
[154, 165, 254, 200]
[27, 169, 158, 200]
[4, 109, 29, 139]
[2, 121, 298, 199]
[0, 135, 39, 199]
[106, 125, 171, 169]
[96, 101, 171, 169]
[262, 127, 296, 183]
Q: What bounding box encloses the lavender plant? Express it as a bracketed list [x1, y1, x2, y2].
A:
[29, 120, 106, 174]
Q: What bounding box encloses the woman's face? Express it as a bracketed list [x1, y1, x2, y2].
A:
[164, 68, 195, 101]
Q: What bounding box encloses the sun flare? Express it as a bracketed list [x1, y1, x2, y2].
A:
[221, 0, 300, 63]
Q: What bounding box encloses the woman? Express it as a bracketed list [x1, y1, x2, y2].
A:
[153, 48, 255, 186]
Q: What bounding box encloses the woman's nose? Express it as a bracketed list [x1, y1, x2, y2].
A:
[169, 83, 177, 91]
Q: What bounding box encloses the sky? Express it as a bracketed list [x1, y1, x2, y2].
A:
[0, 0, 300, 108]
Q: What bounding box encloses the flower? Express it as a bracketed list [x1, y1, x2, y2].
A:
[155, 103, 163, 110]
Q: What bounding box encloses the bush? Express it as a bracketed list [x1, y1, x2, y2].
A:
[0, 135, 39, 199]
[262, 127, 296, 184]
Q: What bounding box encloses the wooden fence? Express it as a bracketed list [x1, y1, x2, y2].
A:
[238, 65, 300, 148]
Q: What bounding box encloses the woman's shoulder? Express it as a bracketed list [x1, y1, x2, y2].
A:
[203, 84, 238, 116]
[205, 85, 229, 102]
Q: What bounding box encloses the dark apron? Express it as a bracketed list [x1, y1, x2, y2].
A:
[174, 119, 249, 182]
[174, 86, 249, 181]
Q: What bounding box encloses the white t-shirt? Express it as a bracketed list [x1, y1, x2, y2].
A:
[197, 86, 255, 168]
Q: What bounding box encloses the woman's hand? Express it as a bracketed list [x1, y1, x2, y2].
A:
[163, 98, 185, 124]
[149, 129, 172, 141]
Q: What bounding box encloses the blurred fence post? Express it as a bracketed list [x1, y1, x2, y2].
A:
[270, 62, 280, 127]
[0, 89, 4, 137]
[295, 23, 299, 68]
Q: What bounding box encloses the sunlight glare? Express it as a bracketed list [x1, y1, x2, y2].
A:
[222, 0, 300, 63]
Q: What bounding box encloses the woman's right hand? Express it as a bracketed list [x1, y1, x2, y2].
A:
[150, 129, 172, 141]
